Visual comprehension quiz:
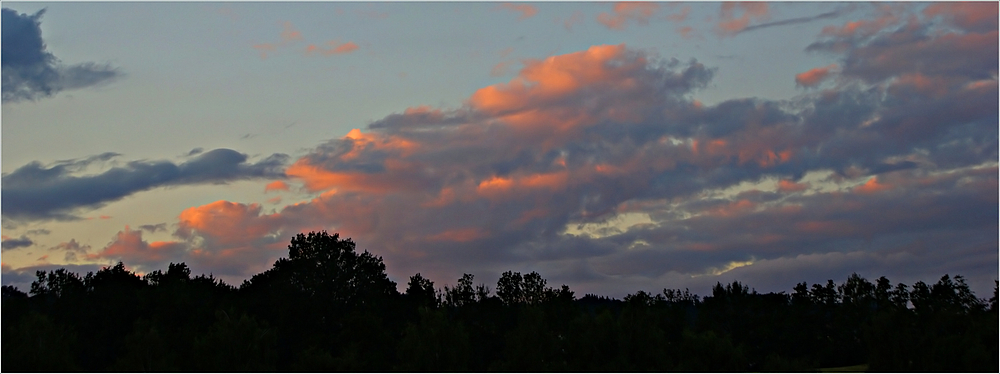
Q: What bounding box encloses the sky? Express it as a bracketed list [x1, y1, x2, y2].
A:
[2, 1, 997, 298]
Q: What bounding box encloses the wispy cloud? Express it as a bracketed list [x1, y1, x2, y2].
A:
[252, 21, 304, 59]
[305, 41, 359, 56]
[499, 3, 538, 21]
[715, 2, 769, 37]
[598, 2, 660, 30]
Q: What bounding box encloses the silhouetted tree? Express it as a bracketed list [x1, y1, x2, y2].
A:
[405, 273, 437, 309]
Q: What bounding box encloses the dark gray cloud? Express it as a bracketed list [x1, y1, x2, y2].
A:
[138, 223, 168, 233]
[1, 236, 34, 251]
[2, 149, 289, 221]
[739, 7, 853, 34]
[1, 8, 122, 103]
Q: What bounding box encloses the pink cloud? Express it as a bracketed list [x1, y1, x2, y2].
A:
[426, 228, 489, 242]
[716, 2, 769, 37]
[666, 5, 690, 23]
[252, 21, 304, 59]
[677, 26, 697, 39]
[306, 41, 360, 56]
[598, 2, 660, 30]
[923, 2, 998, 33]
[795, 64, 838, 87]
[777, 180, 810, 193]
[819, 5, 904, 39]
[563, 10, 585, 31]
[499, 3, 538, 21]
[89, 226, 187, 269]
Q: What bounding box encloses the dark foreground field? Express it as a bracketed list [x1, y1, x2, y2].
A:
[3, 231, 997, 372]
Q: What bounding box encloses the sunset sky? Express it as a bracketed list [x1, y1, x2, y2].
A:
[2, 2, 997, 298]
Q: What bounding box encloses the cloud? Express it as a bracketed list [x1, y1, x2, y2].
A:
[47, 5, 995, 297]
[1, 8, 122, 102]
[49, 239, 91, 262]
[88, 226, 187, 272]
[738, 6, 853, 35]
[50, 238, 90, 252]
[807, 5, 998, 88]
[776, 179, 809, 193]
[137, 223, 168, 233]
[677, 26, 697, 40]
[715, 2, 769, 37]
[2, 149, 289, 221]
[922, 2, 998, 33]
[499, 3, 537, 21]
[270, 36, 993, 296]
[665, 4, 690, 23]
[562, 10, 585, 31]
[795, 64, 838, 87]
[1, 236, 34, 251]
[252, 21, 304, 59]
[598, 2, 660, 30]
[173, 201, 287, 278]
[305, 41, 360, 56]
[264, 181, 290, 192]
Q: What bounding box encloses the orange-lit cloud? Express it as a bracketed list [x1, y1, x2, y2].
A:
[795, 64, 837, 87]
[176, 201, 281, 247]
[499, 3, 538, 20]
[264, 180, 290, 193]
[475, 171, 570, 200]
[597, 2, 660, 30]
[469, 44, 635, 115]
[853, 177, 892, 194]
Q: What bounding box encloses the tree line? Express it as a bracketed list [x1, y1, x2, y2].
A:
[3, 231, 997, 372]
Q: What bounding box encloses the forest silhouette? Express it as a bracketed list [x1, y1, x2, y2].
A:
[3, 231, 997, 372]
